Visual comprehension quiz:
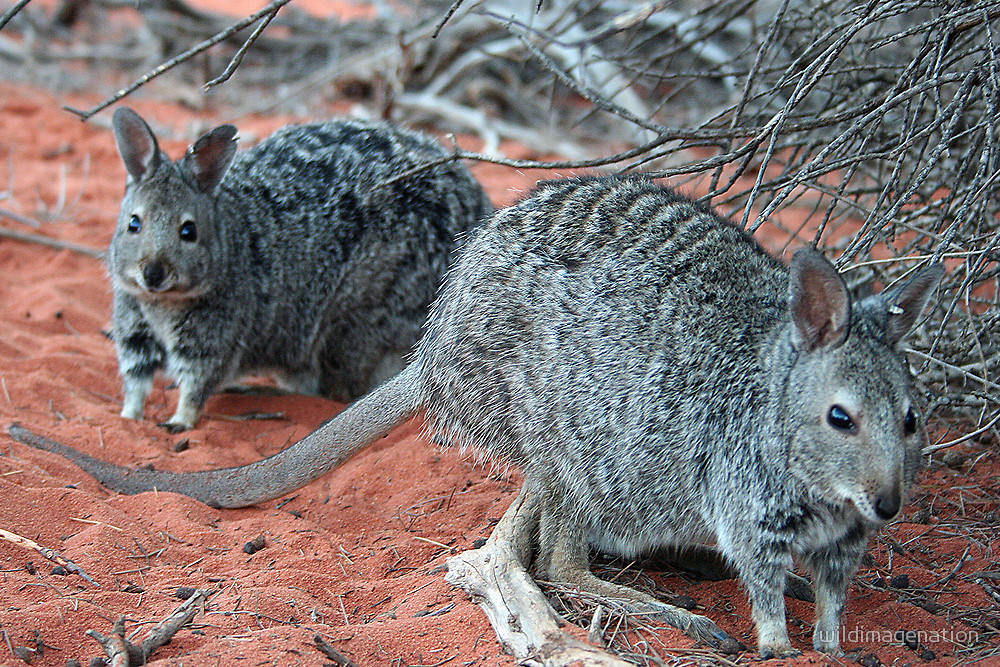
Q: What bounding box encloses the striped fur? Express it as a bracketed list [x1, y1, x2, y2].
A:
[109, 109, 492, 431]
[32, 174, 942, 655]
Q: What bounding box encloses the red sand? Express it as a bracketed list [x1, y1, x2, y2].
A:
[1, 82, 997, 667]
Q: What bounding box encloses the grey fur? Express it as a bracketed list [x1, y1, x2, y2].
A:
[20, 175, 942, 656]
[107, 108, 492, 431]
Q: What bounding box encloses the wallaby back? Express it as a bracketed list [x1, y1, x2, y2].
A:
[108, 108, 492, 431]
[16, 174, 942, 656]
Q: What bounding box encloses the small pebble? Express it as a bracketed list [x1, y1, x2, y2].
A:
[472, 537, 487, 549]
[24, 561, 36, 575]
[670, 595, 697, 610]
[919, 647, 935, 661]
[50, 565, 68, 576]
[718, 637, 746, 654]
[942, 450, 970, 468]
[917, 598, 945, 614]
[889, 573, 910, 589]
[174, 586, 197, 600]
[858, 652, 882, 667]
[903, 630, 919, 650]
[171, 438, 189, 453]
[243, 534, 267, 554]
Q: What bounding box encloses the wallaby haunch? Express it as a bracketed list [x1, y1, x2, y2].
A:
[106, 108, 491, 432]
[15, 175, 943, 657]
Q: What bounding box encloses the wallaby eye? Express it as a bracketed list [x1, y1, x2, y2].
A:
[904, 408, 918, 435]
[178, 220, 198, 243]
[827, 405, 855, 432]
[127, 214, 141, 233]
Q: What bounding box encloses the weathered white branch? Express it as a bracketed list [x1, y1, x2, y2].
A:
[446, 486, 631, 666]
[446, 539, 631, 666]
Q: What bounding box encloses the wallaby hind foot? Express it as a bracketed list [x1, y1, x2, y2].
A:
[532, 487, 733, 648]
[472, 479, 735, 649]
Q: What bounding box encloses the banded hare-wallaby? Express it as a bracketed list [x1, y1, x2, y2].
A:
[19, 175, 941, 656]
[107, 108, 491, 432]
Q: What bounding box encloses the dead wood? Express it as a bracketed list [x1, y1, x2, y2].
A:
[86, 589, 210, 665]
[0, 527, 99, 587]
[0, 0, 32, 32]
[313, 634, 362, 667]
[0, 224, 104, 258]
[446, 486, 633, 666]
[63, 0, 294, 120]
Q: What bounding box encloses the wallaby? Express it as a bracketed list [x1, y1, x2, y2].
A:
[105, 107, 492, 432]
[13, 175, 943, 657]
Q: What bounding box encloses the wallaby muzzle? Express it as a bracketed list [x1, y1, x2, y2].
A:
[141, 260, 170, 292]
[873, 486, 902, 521]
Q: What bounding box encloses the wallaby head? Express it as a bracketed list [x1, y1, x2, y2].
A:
[109, 107, 238, 302]
[778, 249, 943, 527]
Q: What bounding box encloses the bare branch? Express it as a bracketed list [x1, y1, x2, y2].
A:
[204, 0, 285, 89]
[0, 0, 31, 32]
[64, 0, 293, 120]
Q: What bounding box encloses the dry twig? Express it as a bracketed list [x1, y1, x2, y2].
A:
[63, 0, 294, 120]
[0, 527, 99, 587]
[0, 225, 103, 258]
[313, 634, 362, 667]
[87, 589, 211, 665]
[0, 0, 31, 32]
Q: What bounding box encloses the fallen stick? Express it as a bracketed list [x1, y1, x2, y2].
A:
[86, 617, 130, 667]
[0, 206, 40, 229]
[445, 488, 631, 667]
[87, 589, 211, 665]
[0, 0, 31, 32]
[0, 225, 103, 258]
[0, 527, 99, 587]
[137, 589, 209, 660]
[313, 634, 362, 667]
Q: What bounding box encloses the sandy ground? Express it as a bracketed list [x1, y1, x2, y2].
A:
[0, 29, 998, 667]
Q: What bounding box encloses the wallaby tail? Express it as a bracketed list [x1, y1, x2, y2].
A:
[10, 364, 421, 508]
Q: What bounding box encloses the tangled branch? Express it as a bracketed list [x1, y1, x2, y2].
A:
[1, 0, 997, 475]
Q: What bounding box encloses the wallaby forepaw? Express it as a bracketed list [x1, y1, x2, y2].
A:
[159, 420, 192, 434]
[161, 403, 200, 433]
[812, 639, 844, 656]
[758, 643, 800, 660]
[120, 406, 143, 420]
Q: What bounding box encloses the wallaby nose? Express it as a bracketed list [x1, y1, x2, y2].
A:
[874, 490, 901, 521]
[142, 261, 167, 291]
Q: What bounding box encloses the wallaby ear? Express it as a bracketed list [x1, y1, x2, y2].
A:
[181, 125, 238, 194]
[112, 107, 161, 183]
[882, 262, 944, 345]
[788, 248, 851, 352]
